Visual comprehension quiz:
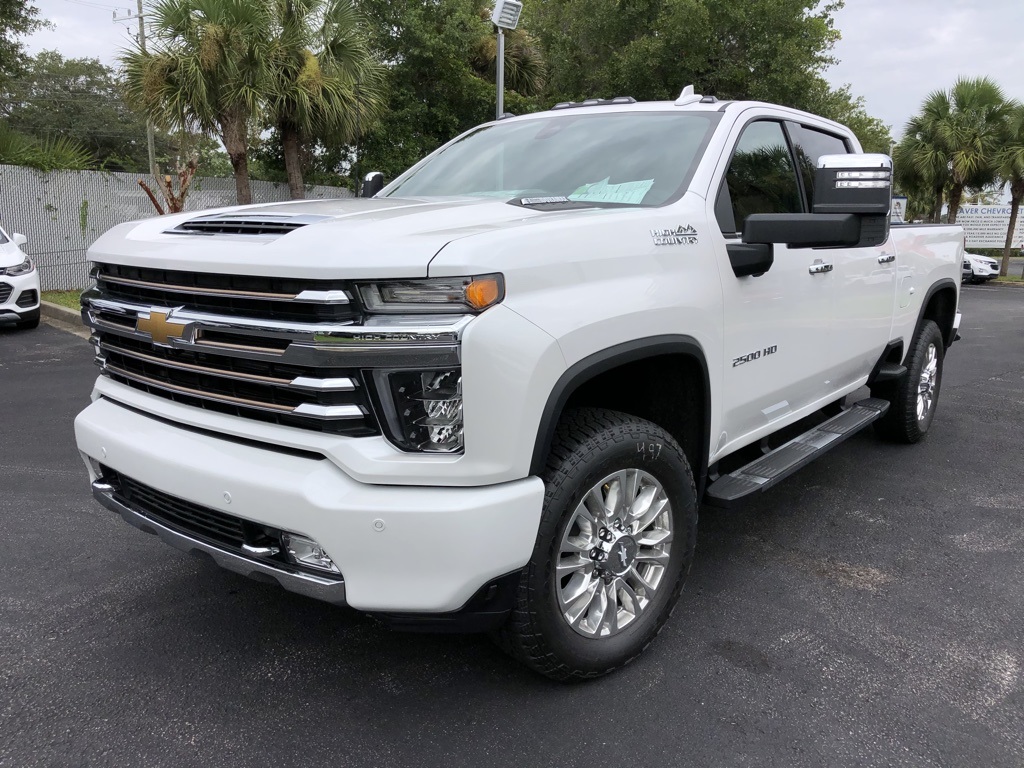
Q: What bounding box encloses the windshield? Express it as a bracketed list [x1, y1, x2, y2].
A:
[384, 112, 720, 207]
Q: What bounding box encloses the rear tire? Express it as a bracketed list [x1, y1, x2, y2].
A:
[872, 320, 944, 443]
[495, 408, 698, 681]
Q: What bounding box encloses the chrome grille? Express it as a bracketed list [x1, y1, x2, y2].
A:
[93, 263, 358, 323]
[83, 261, 468, 439]
[95, 330, 376, 435]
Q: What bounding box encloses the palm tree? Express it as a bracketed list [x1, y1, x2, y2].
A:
[995, 102, 1024, 276]
[938, 77, 1011, 225]
[265, 0, 385, 200]
[894, 89, 951, 224]
[121, 0, 274, 205]
[469, 12, 546, 99]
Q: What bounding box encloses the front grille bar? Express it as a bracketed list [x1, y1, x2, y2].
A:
[96, 339, 356, 392]
[102, 362, 365, 420]
[96, 272, 351, 305]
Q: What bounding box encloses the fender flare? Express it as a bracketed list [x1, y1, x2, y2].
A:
[529, 335, 712, 495]
[913, 278, 959, 351]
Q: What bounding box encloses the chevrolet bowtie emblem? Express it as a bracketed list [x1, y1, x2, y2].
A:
[136, 310, 188, 344]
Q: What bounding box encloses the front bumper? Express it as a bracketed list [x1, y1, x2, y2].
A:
[75, 397, 545, 613]
[0, 270, 41, 323]
[92, 479, 349, 605]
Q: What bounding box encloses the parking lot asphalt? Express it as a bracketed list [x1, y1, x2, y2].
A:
[2, 285, 1023, 768]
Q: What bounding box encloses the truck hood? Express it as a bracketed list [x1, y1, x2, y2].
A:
[87, 196, 578, 280]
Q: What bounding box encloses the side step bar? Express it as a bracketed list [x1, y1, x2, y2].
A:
[704, 397, 890, 508]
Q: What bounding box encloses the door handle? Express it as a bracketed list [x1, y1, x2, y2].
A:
[877, 253, 896, 264]
[808, 260, 833, 275]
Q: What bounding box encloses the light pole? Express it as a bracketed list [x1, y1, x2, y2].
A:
[491, 0, 523, 120]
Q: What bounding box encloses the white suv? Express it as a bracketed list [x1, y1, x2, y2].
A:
[0, 225, 40, 330]
[962, 252, 999, 283]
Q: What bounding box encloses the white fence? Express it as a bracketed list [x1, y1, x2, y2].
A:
[0, 165, 352, 290]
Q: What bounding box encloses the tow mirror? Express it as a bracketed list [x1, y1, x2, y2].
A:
[361, 171, 384, 198]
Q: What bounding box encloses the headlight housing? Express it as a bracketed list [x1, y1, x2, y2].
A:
[358, 274, 503, 314]
[1, 259, 34, 277]
[374, 368, 464, 453]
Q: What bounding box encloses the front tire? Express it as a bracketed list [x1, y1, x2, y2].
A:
[872, 320, 945, 443]
[496, 408, 698, 681]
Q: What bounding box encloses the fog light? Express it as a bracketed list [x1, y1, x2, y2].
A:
[280, 533, 341, 574]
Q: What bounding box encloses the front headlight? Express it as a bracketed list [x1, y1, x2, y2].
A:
[2, 259, 34, 277]
[358, 274, 503, 314]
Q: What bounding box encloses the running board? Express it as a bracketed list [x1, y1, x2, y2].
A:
[704, 397, 890, 508]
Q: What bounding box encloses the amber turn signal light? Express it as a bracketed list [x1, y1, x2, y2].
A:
[465, 277, 503, 309]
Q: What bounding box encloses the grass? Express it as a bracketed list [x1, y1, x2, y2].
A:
[42, 289, 83, 310]
[994, 275, 1024, 283]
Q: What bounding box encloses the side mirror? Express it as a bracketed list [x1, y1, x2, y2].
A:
[13, 233, 27, 247]
[361, 171, 384, 198]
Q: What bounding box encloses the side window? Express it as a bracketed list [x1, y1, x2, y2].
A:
[789, 124, 850, 204]
[716, 121, 802, 235]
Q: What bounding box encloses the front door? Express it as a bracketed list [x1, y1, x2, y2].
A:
[710, 119, 836, 456]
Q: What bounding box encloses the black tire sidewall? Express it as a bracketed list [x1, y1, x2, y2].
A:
[896, 320, 945, 441]
[524, 413, 697, 675]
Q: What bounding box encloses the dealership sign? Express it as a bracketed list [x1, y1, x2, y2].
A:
[957, 205, 1024, 248]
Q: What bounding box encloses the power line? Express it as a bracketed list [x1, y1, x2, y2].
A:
[61, 0, 131, 11]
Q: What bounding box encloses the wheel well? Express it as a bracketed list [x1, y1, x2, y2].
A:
[921, 284, 958, 349]
[559, 354, 707, 488]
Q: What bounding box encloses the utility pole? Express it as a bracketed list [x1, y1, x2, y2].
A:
[115, 2, 158, 180]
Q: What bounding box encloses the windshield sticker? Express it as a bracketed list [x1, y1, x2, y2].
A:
[569, 177, 654, 205]
[651, 225, 698, 246]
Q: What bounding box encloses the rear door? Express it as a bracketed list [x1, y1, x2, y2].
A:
[787, 122, 897, 388]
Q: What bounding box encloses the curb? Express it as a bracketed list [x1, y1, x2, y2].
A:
[41, 300, 83, 323]
[40, 300, 90, 339]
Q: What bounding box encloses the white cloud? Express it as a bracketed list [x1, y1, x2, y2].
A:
[825, 0, 1024, 136]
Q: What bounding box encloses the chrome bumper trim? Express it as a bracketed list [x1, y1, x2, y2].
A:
[92, 481, 347, 606]
[81, 294, 465, 367]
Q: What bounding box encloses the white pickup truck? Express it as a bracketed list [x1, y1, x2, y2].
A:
[75, 90, 963, 680]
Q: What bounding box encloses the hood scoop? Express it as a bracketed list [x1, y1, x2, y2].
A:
[167, 213, 331, 237]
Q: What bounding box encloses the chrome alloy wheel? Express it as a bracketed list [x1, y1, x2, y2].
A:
[917, 342, 939, 422]
[556, 469, 673, 638]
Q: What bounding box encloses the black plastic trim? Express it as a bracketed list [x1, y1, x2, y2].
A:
[528, 336, 711, 496]
[372, 570, 522, 633]
[914, 278, 959, 350]
[866, 340, 905, 386]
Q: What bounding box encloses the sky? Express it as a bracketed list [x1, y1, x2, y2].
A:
[20, 0, 1024, 140]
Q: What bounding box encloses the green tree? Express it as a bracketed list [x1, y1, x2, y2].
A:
[356, 0, 543, 184]
[122, 0, 275, 204]
[1, 50, 174, 172]
[0, 122, 94, 170]
[895, 91, 953, 224]
[804, 83, 892, 155]
[529, 0, 841, 107]
[995, 102, 1024, 276]
[0, 0, 47, 84]
[265, 0, 385, 199]
[938, 77, 1011, 225]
